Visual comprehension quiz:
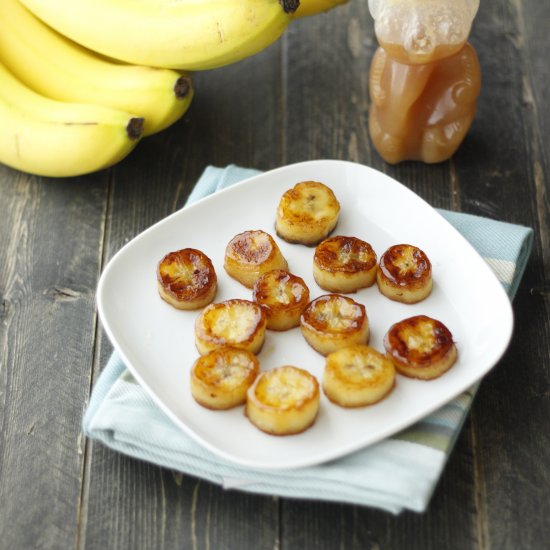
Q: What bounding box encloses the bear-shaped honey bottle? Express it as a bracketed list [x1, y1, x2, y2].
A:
[368, 0, 481, 164]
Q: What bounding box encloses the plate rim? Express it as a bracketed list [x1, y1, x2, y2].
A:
[96, 159, 514, 470]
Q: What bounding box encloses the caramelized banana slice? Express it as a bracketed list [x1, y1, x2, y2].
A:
[383, 315, 457, 380]
[157, 248, 217, 310]
[377, 244, 432, 303]
[313, 236, 377, 293]
[252, 269, 310, 331]
[275, 181, 340, 246]
[323, 345, 395, 407]
[246, 365, 320, 435]
[190, 347, 260, 410]
[195, 299, 267, 356]
[300, 294, 369, 356]
[224, 230, 288, 289]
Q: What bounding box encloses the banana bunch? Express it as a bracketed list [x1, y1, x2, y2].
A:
[0, 60, 144, 178]
[18, 0, 301, 70]
[0, 0, 348, 178]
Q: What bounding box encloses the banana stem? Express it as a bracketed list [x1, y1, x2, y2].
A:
[126, 117, 144, 140]
[281, 0, 300, 14]
[174, 76, 192, 99]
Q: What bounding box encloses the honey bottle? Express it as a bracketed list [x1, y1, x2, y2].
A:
[368, 0, 481, 164]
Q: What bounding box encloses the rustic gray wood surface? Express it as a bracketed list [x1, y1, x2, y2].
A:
[1, 1, 549, 548]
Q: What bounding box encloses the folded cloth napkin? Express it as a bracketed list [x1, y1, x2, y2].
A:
[83, 164, 533, 514]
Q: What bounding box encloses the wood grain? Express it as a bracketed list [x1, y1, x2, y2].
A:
[465, 1, 550, 547]
[0, 1, 548, 549]
[78, 44, 285, 550]
[0, 166, 108, 548]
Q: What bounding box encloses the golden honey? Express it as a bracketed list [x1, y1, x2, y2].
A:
[368, 0, 481, 164]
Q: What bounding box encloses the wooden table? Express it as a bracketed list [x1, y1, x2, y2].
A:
[1, 1, 549, 548]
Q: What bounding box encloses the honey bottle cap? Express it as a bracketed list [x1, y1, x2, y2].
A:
[368, 0, 480, 63]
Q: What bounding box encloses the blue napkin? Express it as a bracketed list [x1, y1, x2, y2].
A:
[83, 165, 533, 514]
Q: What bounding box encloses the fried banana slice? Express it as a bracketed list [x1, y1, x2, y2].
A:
[377, 243, 432, 303]
[190, 347, 260, 410]
[252, 269, 310, 331]
[323, 344, 395, 407]
[224, 229, 288, 289]
[157, 248, 217, 310]
[195, 299, 267, 356]
[383, 315, 457, 380]
[275, 181, 340, 246]
[246, 365, 320, 435]
[313, 235, 377, 293]
[300, 294, 369, 356]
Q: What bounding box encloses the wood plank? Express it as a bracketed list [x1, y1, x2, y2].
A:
[280, 3, 480, 549]
[278, 407, 478, 550]
[78, 47, 285, 550]
[462, 0, 550, 547]
[0, 0, 546, 548]
[0, 166, 108, 548]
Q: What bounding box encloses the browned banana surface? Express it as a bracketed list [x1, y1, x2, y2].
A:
[383, 314, 457, 380]
[275, 180, 340, 245]
[195, 299, 267, 355]
[224, 229, 288, 288]
[246, 365, 320, 436]
[252, 269, 310, 330]
[313, 235, 377, 292]
[190, 347, 260, 410]
[157, 248, 217, 310]
[300, 294, 369, 355]
[377, 243, 432, 303]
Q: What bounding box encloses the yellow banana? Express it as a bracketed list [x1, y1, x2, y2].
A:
[0, 61, 143, 178]
[19, 0, 300, 71]
[294, 0, 349, 18]
[0, 0, 193, 136]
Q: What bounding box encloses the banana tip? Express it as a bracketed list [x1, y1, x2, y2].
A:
[127, 117, 145, 140]
[174, 76, 192, 99]
[281, 0, 300, 14]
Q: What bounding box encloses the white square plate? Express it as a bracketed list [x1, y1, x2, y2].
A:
[97, 160, 514, 470]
